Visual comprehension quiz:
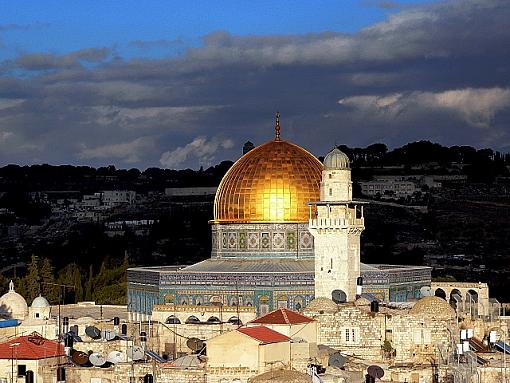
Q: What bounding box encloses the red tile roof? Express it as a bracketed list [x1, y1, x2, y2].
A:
[0, 333, 65, 360]
[237, 326, 290, 344]
[250, 308, 314, 325]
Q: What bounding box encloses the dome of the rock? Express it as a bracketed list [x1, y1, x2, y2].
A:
[213, 117, 322, 223]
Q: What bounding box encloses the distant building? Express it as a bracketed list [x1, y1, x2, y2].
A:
[164, 187, 217, 197]
[360, 178, 417, 198]
[242, 141, 255, 154]
[101, 190, 136, 207]
[80, 193, 102, 208]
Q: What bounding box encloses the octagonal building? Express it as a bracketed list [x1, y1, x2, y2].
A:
[127, 115, 431, 319]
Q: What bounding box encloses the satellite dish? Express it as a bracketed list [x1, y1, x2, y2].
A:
[328, 352, 346, 368]
[71, 350, 90, 366]
[89, 353, 107, 367]
[85, 326, 101, 340]
[367, 365, 385, 379]
[420, 286, 433, 297]
[186, 338, 205, 352]
[107, 351, 126, 364]
[101, 330, 116, 341]
[127, 346, 144, 361]
[332, 290, 347, 304]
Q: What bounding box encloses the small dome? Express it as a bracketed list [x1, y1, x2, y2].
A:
[354, 297, 372, 307]
[248, 369, 312, 383]
[304, 297, 338, 313]
[0, 281, 28, 320]
[410, 296, 455, 319]
[323, 148, 350, 170]
[31, 295, 50, 308]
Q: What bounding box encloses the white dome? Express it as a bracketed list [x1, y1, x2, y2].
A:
[0, 281, 28, 320]
[31, 295, 50, 308]
[323, 148, 350, 170]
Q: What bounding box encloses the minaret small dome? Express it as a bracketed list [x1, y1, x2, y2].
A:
[323, 148, 350, 170]
[31, 295, 50, 308]
[0, 281, 28, 320]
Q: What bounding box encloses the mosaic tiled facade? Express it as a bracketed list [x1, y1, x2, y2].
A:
[127, 263, 431, 317]
[211, 222, 314, 259]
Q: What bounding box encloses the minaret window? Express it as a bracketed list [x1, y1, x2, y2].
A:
[329, 188, 332, 196]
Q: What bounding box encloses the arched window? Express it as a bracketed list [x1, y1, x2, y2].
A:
[207, 316, 221, 324]
[228, 316, 242, 325]
[165, 315, 181, 324]
[70, 325, 79, 335]
[185, 316, 200, 324]
[434, 288, 446, 300]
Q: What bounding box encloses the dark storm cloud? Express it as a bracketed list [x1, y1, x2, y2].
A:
[129, 39, 183, 49]
[1, 0, 510, 168]
[14, 48, 112, 71]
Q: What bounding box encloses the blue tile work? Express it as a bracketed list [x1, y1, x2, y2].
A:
[127, 264, 431, 316]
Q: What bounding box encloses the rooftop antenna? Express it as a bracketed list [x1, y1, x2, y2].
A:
[274, 111, 281, 141]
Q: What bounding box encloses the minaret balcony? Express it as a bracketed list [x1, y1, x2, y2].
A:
[308, 217, 364, 229]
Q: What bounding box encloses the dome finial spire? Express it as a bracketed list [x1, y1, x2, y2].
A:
[274, 111, 281, 141]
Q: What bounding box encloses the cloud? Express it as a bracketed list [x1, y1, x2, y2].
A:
[1, 0, 510, 167]
[360, 0, 401, 9]
[338, 87, 510, 128]
[0, 131, 13, 142]
[78, 137, 154, 164]
[14, 47, 112, 70]
[160, 136, 235, 169]
[0, 22, 49, 32]
[129, 39, 183, 49]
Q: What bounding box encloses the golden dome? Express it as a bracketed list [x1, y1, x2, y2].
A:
[213, 122, 322, 223]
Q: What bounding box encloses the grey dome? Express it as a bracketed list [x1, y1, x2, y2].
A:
[323, 148, 350, 170]
[31, 295, 50, 308]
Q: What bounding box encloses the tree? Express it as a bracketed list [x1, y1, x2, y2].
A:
[84, 264, 94, 301]
[57, 263, 83, 303]
[40, 258, 59, 303]
[25, 255, 40, 302]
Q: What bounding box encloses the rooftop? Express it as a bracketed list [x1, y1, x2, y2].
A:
[0, 333, 64, 360]
[250, 308, 313, 325]
[237, 326, 290, 344]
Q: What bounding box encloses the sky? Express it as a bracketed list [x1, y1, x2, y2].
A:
[0, 0, 509, 169]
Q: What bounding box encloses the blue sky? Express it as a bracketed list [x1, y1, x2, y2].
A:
[1, 0, 433, 60]
[0, 0, 509, 169]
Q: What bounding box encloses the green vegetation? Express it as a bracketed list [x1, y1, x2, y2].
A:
[12, 256, 129, 305]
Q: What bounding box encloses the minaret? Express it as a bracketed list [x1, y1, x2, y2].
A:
[308, 148, 365, 302]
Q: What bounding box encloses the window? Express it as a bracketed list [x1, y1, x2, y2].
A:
[17, 365, 26, 377]
[329, 188, 332, 196]
[342, 327, 359, 344]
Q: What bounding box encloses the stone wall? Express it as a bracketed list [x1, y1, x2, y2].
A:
[43, 363, 206, 383]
